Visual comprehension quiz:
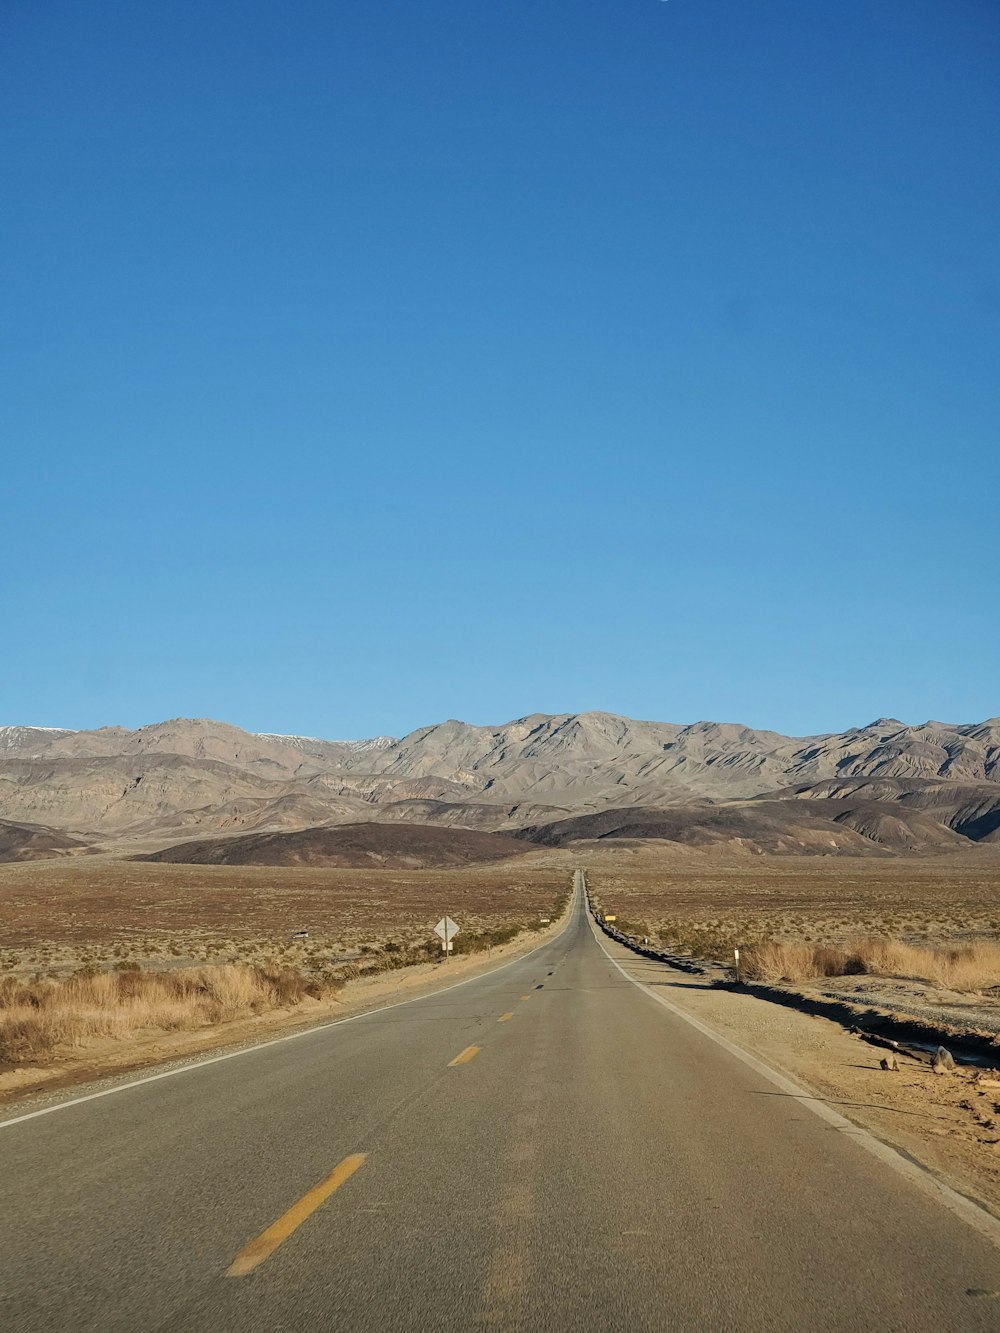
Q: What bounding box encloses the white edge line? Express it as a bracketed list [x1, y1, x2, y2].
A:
[0, 889, 580, 1132]
[585, 904, 1000, 1251]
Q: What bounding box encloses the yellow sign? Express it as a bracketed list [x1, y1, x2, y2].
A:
[605, 915, 617, 923]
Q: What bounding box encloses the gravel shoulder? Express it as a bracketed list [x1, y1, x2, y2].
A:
[811, 973, 1000, 1039]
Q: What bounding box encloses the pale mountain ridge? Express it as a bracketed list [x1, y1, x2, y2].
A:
[0, 726, 77, 755]
[254, 732, 397, 762]
[0, 711, 997, 845]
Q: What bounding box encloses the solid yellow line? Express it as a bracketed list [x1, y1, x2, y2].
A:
[498, 1012, 514, 1022]
[225, 1153, 367, 1277]
[448, 1045, 481, 1067]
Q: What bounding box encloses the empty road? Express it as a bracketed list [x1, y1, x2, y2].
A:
[4, 871, 1000, 1330]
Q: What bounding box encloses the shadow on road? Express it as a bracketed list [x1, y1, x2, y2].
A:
[752, 1089, 938, 1121]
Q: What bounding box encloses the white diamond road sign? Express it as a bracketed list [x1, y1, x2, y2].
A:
[434, 917, 460, 941]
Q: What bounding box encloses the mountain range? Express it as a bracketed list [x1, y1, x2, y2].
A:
[1, 712, 998, 862]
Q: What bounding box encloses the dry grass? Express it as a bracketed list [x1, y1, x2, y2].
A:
[0, 963, 346, 1064]
[738, 942, 860, 983]
[740, 937, 1000, 992]
[853, 938, 1000, 992]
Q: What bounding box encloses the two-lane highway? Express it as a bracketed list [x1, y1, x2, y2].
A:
[5, 872, 1000, 1330]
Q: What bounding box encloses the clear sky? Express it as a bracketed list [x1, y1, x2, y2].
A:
[3, 0, 998, 740]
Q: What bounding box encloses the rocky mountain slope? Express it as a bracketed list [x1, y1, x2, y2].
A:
[1, 713, 998, 857]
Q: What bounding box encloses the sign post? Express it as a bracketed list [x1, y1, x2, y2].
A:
[734, 947, 741, 985]
[434, 917, 460, 961]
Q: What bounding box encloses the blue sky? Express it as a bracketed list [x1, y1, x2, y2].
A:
[3, 0, 998, 739]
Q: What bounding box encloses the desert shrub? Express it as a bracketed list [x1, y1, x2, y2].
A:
[740, 942, 859, 984]
[452, 925, 521, 955]
[254, 966, 308, 1007]
[0, 960, 343, 1065]
[738, 936, 1000, 992]
[850, 937, 1000, 992]
[611, 918, 652, 939]
[0, 1015, 58, 1063]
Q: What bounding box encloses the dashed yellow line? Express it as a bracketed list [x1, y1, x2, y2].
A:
[448, 1045, 481, 1067]
[225, 1153, 367, 1277]
[520, 995, 531, 1001]
[498, 1012, 514, 1023]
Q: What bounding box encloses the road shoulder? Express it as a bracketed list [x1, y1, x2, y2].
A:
[595, 925, 1000, 1224]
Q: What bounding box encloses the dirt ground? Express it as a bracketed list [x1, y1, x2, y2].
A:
[11, 844, 1000, 1214]
[588, 846, 1000, 977]
[0, 856, 572, 1103]
[587, 845, 1000, 945]
[0, 855, 568, 974]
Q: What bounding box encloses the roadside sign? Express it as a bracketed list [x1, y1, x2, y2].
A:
[605, 915, 617, 924]
[434, 917, 460, 941]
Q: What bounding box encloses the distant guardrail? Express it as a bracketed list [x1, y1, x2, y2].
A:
[586, 895, 706, 976]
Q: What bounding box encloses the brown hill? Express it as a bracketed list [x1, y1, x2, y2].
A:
[780, 778, 1000, 844]
[0, 819, 91, 863]
[516, 793, 976, 857]
[136, 822, 533, 869]
[514, 803, 886, 856]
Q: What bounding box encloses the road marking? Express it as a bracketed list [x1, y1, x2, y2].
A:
[519, 995, 530, 1001]
[586, 912, 1000, 1253]
[225, 1153, 367, 1277]
[498, 1013, 514, 1022]
[448, 1045, 481, 1067]
[0, 889, 583, 1133]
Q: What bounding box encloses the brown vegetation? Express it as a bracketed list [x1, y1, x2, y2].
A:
[0, 963, 345, 1064]
[740, 938, 1000, 992]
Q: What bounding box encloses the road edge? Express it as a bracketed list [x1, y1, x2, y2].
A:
[585, 901, 1000, 1252]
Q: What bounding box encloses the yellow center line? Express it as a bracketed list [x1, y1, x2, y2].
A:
[520, 995, 531, 1001]
[498, 1012, 514, 1022]
[225, 1153, 367, 1278]
[448, 1045, 481, 1067]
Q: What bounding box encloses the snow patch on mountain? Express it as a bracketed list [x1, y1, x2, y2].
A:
[256, 732, 396, 752]
[0, 725, 77, 754]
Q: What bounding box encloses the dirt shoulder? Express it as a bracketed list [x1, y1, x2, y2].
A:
[600, 931, 1000, 1219]
[0, 915, 569, 1110]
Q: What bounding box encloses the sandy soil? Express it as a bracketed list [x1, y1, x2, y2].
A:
[0, 913, 569, 1109]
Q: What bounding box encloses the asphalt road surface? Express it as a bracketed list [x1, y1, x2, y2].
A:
[5, 872, 1000, 1331]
